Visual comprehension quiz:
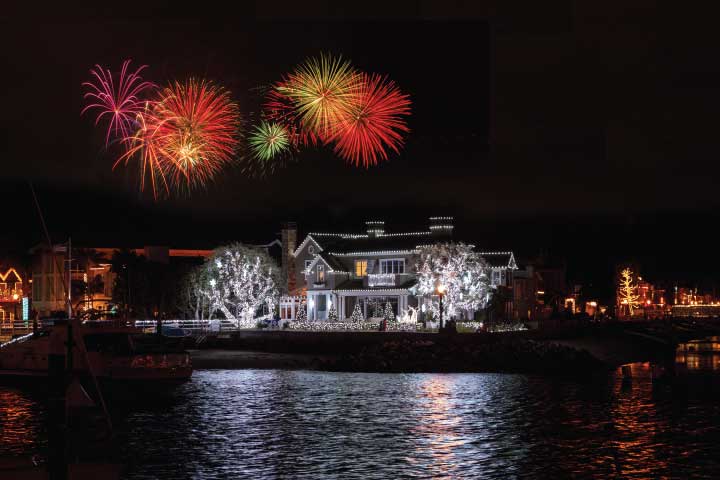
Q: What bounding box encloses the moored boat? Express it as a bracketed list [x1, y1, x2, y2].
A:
[0, 320, 192, 382]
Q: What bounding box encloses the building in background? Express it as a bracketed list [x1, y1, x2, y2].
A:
[29, 245, 213, 318]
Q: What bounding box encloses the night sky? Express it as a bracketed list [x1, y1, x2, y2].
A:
[2, 3, 719, 300]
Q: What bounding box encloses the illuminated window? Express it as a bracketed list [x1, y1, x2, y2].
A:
[317, 264, 325, 283]
[355, 260, 368, 277]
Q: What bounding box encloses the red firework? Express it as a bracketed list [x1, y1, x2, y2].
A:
[263, 82, 320, 147]
[158, 79, 240, 190]
[331, 73, 411, 167]
[82, 60, 156, 146]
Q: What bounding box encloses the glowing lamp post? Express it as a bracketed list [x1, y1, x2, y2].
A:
[437, 284, 446, 331]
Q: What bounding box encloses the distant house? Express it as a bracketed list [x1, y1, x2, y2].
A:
[0, 266, 25, 324]
[280, 217, 517, 321]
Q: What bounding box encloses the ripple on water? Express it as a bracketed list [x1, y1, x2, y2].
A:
[2, 365, 720, 479]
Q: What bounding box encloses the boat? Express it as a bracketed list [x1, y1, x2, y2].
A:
[0, 320, 192, 383]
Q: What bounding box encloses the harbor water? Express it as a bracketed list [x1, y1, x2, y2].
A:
[2, 359, 720, 478]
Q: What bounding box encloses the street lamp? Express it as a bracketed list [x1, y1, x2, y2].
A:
[436, 284, 446, 331]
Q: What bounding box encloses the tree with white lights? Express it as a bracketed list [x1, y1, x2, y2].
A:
[384, 301, 395, 322]
[416, 242, 491, 320]
[181, 266, 213, 319]
[617, 267, 640, 316]
[296, 302, 307, 321]
[350, 302, 365, 322]
[371, 299, 382, 318]
[197, 243, 280, 327]
[328, 302, 338, 321]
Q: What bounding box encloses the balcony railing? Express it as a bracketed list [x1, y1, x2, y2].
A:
[0, 289, 23, 302]
[368, 273, 396, 287]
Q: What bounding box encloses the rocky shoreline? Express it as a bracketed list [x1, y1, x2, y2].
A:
[318, 337, 608, 374]
[192, 336, 609, 375]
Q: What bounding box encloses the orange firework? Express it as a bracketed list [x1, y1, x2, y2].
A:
[157, 79, 241, 191]
[118, 79, 241, 197]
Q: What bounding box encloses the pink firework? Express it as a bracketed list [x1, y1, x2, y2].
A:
[82, 60, 156, 146]
[332, 73, 411, 168]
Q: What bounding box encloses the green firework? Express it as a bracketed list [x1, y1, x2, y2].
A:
[248, 121, 291, 162]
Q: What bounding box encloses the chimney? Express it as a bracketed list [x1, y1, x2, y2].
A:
[429, 216, 454, 236]
[365, 220, 385, 238]
[281, 222, 297, 294]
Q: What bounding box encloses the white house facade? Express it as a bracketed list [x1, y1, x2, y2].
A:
[279, 217, 517, 322]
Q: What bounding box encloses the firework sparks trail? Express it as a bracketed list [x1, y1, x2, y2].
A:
[81, 60, 156, 146]
[279, 54, 361, 140]
[331, 73, 411, 167]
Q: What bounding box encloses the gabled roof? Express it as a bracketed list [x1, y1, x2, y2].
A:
[315, 232, 442, 255]
[304, 251, 349, 273]
[0, 268, 23, 282]
[292, 234, 323, 257]
[477, 251, 518, 270]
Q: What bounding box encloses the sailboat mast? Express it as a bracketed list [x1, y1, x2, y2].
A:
[67, 237, 72, 320]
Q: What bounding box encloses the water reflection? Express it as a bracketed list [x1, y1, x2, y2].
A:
[0, 388, 45, 455]
[677, 337, 720, 372]
[410, 375, 462, 478]
[1, 368, 720, 479]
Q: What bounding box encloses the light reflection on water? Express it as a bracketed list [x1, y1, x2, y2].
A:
[2, 367, 720, 479]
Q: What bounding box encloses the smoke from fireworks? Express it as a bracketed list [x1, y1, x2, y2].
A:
[331, 73, 411, 167]
[81, 60, 156, 146]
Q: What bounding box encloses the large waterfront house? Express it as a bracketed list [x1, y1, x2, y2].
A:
[279, 217, 517, 322]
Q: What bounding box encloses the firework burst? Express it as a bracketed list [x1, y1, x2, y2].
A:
[249, 121, 291, 161]
[153, 79, 241, 192]
[81, 60, 156, 146]
[243, 121, 293, 177]
[114, 102, 173, 199]
[280, 54, 360, 139]
[263, 84, 318, 147]
[331, 73, 411, 167]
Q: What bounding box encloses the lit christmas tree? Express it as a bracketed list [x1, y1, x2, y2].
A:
[618, 268, 640, 316]
[384, 301, 395, 322]
[372, 299, 382, 318]
[328, 302, 338, 321]
[350, 302, 364, 322]
[296, 302, 307, 321]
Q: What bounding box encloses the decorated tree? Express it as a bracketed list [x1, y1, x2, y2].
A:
[327, 302, 338, 321]
[296, 302, 307, 321]
[180, 266, 213, 320]
[372, 299, 383, 318]
[617, 267, 640, 316]
[416, 242, 491, 320]
[384, 301, 395, 322]
[197, 243, 280, 327]
[350, 302, 365, 322]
